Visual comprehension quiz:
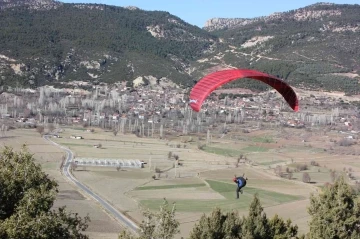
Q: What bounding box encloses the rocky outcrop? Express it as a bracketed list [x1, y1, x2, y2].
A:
[0, 0, 61, 10]
[125, 6, 140, 10]
[203, 2, 341, 31]
[204, 18, 258, 31]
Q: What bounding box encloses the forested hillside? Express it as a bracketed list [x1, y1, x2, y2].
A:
[0, 1, 359, 95]
[0, 1, 217, 87]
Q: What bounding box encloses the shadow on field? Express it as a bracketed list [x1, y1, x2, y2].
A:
[0, 136, 19, 140]
[57, 190, 86, 200]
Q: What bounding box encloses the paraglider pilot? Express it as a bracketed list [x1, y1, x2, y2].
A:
[233, 174, 247, 199]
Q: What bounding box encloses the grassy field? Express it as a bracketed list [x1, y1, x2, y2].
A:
[252, 136, 274, 143]
[137, 179, 302, 213]
[135, 183, 206, 190]
[206, 180, 301, 202]
[260, 160, 285, 166]
[202, 144, 268, 157]
[42, 126, 360, 238]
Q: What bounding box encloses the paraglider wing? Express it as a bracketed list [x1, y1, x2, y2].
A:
[189, 69, 299, 112]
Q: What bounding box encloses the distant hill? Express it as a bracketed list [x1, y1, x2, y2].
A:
[0, 0, 217, 88]
[200, 2, 360, 94]
[0, 1, 359, 95]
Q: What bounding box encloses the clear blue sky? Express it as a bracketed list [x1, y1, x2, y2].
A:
[60, 0, 360, 27]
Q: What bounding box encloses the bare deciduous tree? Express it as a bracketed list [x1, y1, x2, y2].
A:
[330, 170, 337, 182]
[60, 155, 66, 170]
[235, 157, 241, 168]
[274, 165, 283, 177]
[119, 199, 179, 239]
[36, 125, 44, 136]
[70, 161, 77, 171]
[302, 172, 311, 183]
[47, 123, 55, 133]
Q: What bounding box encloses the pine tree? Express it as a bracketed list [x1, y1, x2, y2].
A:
[241, 194, 270, 238]
[268, 215, 301, 239]
[189, 194, 302, 239]
[307, 176, 360, 239]
[189, 208, 241, 239]
[119, 199, 180, 239]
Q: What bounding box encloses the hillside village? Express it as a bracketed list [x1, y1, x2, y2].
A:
[0, 79, 359, 137]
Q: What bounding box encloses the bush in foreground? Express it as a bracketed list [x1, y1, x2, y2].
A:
[0, 146, 90, 239]
[119, 195, 302, 239]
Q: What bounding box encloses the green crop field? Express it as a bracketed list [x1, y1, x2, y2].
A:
[139, 180, 303, 212]
[135, 183, 207, 190]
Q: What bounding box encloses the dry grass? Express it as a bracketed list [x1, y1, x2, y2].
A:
[129, 188, 225, 200]
[17, 125, 360, 239]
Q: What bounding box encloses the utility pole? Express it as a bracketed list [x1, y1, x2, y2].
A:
[174, 161, 177, 178]
[160, 124, 163, 138]
[151, 122, 154, 138]
[149, 156, 152, 172]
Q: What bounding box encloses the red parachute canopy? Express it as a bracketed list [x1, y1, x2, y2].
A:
[189, 69, 299, 112]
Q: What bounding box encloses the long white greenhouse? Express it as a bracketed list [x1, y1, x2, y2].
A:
[73, 158, 144, 168]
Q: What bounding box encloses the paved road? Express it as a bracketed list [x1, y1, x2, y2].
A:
[44, 135, 139, 234]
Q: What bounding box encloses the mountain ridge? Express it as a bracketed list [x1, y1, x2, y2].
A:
[0, 0, 359, 95]
[203, 2, 355, 31]
[0, 0, 61, 10]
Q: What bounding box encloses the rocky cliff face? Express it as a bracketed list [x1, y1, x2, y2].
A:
[203, 2, 339, 31]
[204, 18, 257, 31]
